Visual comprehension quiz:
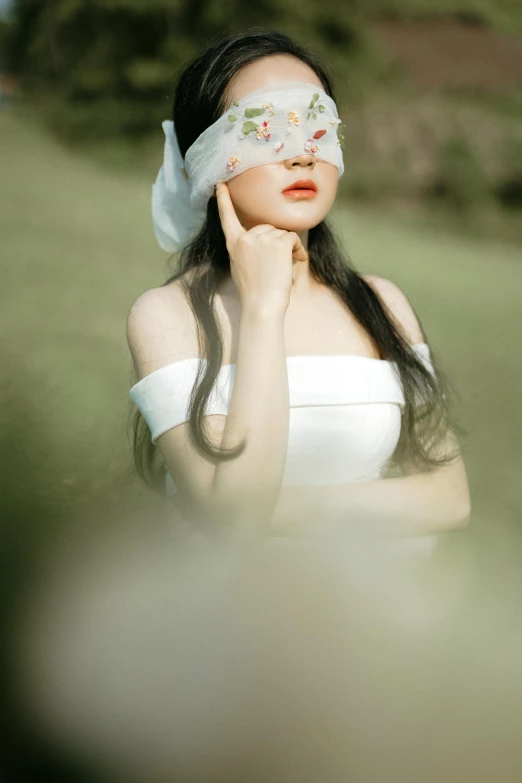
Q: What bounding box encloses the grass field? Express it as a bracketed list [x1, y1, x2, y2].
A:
[1, 107, 521, 558]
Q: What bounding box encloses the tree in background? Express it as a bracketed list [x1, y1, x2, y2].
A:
[4, 0, 369, 140]
[5, 0, 521, 221]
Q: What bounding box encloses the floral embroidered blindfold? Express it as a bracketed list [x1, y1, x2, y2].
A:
[185, 80, 345, 207]
[151, 81, 345, 252]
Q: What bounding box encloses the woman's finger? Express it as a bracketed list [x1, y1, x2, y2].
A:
[215, 182, 245, 246]
[288, 232, 308, 263]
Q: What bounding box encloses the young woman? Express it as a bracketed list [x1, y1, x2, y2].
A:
[127, 28, 471, 550]
[12, 30, 473, 783]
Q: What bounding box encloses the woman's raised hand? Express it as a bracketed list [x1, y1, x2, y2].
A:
[215, 181, 308, 315]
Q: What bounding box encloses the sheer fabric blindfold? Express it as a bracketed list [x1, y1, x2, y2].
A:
[151, 80, 345, 252]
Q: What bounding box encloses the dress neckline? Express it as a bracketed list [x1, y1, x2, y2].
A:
[129, 343, 429, 394]
[219, 342, 428, 368]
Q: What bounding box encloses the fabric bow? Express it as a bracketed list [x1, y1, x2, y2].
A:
[151, 120, 207, 253]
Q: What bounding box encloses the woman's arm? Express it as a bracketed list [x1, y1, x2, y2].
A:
[128, 183, 307, 543]
[210, 305, 291, 536]
[270, 436, 471, 541]
[127, 288, 290, 542]
[269, 276, 471, 541]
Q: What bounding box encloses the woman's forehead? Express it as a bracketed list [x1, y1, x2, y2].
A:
[226, 55, 323, 104]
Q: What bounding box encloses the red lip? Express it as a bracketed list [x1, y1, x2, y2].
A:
[282, 179, 317, 193]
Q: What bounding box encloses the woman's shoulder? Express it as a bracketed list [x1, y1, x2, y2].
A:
[361, 274, 425, 346]
[127, 277, 188, 323]
[126, 276, 199, 379]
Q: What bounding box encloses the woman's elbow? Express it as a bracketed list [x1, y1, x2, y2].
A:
[440, 466, 472, 531]
[453, 506, 471, 530]
[446, 495, 471, 531]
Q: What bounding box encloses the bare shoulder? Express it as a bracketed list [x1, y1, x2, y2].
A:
[126, 278, 199, 379]
[361, 274, 425, 345]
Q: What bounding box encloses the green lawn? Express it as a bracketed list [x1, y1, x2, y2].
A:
[1, 108, 521, 551]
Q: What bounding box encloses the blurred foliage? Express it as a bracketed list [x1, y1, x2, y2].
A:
[3, 0, 373, 140]
[3, 0, 522, 218]
[333, 87, 522, 220]
[0, 18, 9, 62]
[429, 137, 491, 211]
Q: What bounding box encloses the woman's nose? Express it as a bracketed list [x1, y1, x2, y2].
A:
[284, 154, 316, 169]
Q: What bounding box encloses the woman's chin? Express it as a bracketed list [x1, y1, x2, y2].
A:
[252, 210, 325, 232]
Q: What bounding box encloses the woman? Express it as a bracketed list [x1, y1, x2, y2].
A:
[127, 29, 471, 548]
[15, 29, 474, 783]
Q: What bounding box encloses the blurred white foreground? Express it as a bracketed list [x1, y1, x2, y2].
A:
[13, 506, 522, 783]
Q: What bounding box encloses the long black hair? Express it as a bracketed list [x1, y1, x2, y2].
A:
[131, 27, 464, 492]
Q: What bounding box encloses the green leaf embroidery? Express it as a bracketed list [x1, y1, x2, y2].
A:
[242, 120, 258, 134]
[227, 101, 240, 121]
[244, 107, 265, 118]
[336, 121, 346, 149]
[309, 93, 325, 118]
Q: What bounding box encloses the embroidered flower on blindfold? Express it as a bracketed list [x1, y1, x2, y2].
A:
[256, 120, 271, 140]
[303, 126, 326, 153]
[285, 110, 300, 136]
[304, 139, 319, 154]
[227, 156, 240, 171]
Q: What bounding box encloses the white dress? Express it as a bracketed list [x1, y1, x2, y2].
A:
[129, 342, 439, 556]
